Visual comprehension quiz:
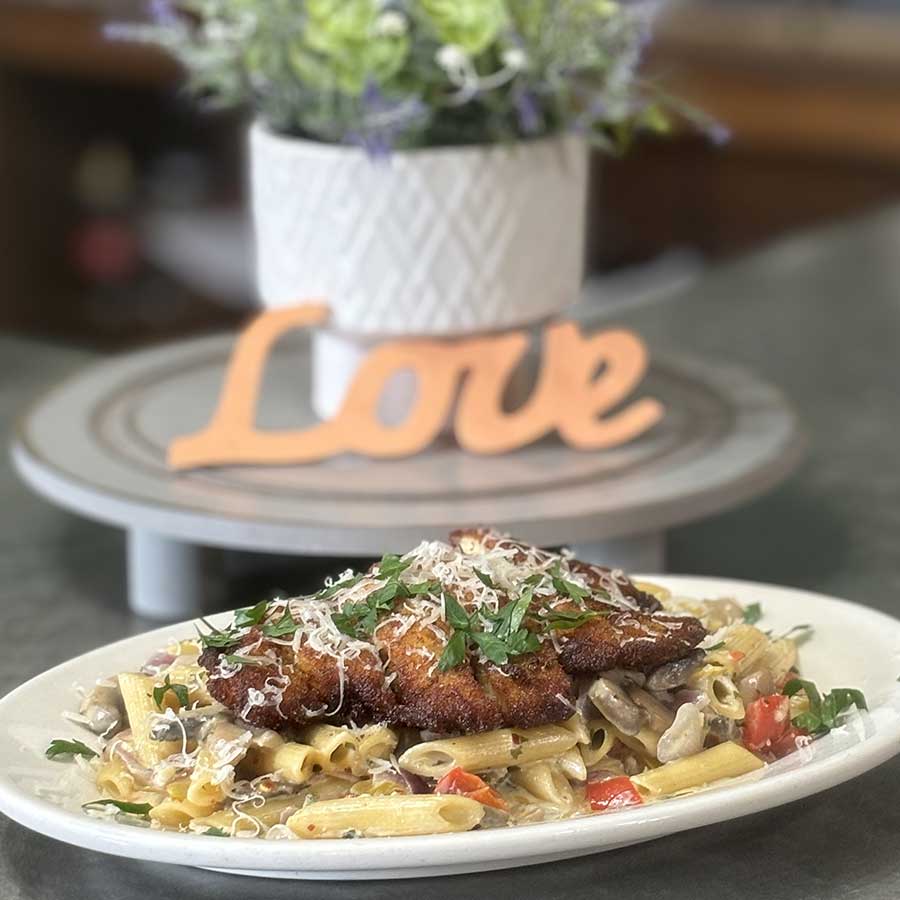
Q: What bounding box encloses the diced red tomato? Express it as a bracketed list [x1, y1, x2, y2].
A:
[585, 776, 644, 812]
[730, 650, 746, 663]
[742, 694, 791, 752]
[769, 726, 809, 759]
[434, 766, 507, 811]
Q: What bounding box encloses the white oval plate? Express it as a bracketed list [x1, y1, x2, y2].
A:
[1, 576, 899, 880]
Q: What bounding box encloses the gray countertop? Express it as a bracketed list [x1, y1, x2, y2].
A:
[2, 207, 900, 898]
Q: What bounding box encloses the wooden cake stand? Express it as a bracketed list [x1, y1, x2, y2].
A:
[11, 332, 803, 619]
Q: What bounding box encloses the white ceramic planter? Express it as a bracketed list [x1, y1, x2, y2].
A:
[249, 122, 589, 418]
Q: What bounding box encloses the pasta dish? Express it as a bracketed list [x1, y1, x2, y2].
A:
[48, 529, 867, 839]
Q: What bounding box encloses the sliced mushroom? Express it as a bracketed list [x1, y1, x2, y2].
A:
[588, 677, 647, 736]
[706, 715, 739, 744]
[148, 704, 226, 742]
[738, 669, 775, 705]
[79, 684, 124, 736]
[627, 685, 675, 732]
[645, 650, 705, 692]
[656, 703, 705, 764]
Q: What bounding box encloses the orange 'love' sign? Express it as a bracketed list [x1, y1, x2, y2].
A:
[167, 303, 664, 469]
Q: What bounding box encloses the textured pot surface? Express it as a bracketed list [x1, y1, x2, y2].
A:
[250, 124, 589, 337]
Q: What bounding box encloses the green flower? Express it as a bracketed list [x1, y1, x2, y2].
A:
[419, 0, 508, 55]
[294, 0, 410, 95]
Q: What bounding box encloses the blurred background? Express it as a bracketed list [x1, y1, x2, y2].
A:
[3, 0, 900, 348]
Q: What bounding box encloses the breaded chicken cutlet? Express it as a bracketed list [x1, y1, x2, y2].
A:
[199, 530, 705, 734]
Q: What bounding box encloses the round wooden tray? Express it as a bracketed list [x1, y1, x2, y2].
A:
[11, 332, 804, 618]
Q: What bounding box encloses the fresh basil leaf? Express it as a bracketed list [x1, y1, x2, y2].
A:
[471, 631, 511, 665]
[543, 609, 599, 630]
[223, 654, 269, 668]
[523, 573, 545, 587]
[506, 629, 541, 655]
[153, 675, 190, 710]
[437, 630, 468, 671]
[783, 678, 822, 708]
[443, 592, 472, 632]
[367, 579, 403, 607]
[406, 579, 441, 596]
[551, 574, 590, 603]
[261, 607, 298, 638]
[83, 799, 153, 817]
[46, 739, 98, 760]
[233, 600, 269, 629]
[742, 602, 763, 625]
[474, 570, 496, 589]
[378, 554, 411, 579]
[196, 617, 238, 649]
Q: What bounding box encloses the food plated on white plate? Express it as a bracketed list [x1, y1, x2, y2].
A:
[45, 529, 869, 841]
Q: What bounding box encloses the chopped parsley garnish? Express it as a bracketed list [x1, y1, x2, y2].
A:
[377, 554, 411, 579]
[83, 799, 153, 817]
[331, 557, 431, 639]
[202, 826, 229, 837]
[232, 600, 270, 629]
[223, 653, 270, 668]
[474, 570, 496, 589]
[783, 678, 867, 735]
[261, 606, 298, 638]
[196, 617, 239, 650]
[704, 641, 726, 652]
[45, 739, 98, 760]
[540, 608, 601, 631]
[152, 675, 190, 710]
[549, 561, 591, 602]
[743, 602, 763, 625]
[438, 588, 540, 671]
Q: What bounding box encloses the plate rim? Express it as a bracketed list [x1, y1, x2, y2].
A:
[1, 575, 899, 876]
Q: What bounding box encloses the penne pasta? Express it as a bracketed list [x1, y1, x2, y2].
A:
[511, 762, 574, 809]
[723, 625, 770, 677]
[632, 742, 764, 797]
[398, 726, 578, 778]
[95, 757, 135, 801]
[193, 795, 307, 833]
[244, 741, 321, 785]
[118, 673, 182, 767]
[286, 794, 484, 838]
[761, 638, 798, 684]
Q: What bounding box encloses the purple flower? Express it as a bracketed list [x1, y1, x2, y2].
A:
[346, 81, 428, 161]
[513, 89, 543, 136]
[149, 0, 180, 26]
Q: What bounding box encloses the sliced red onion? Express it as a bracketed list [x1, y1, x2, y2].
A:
[398, 769, 429, 794]
[141, 651, 176, 674]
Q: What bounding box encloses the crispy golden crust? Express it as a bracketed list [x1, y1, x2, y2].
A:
[477, 644, 574, 727]
[556, 610, 706, 674]
[199, 632, 395, 729]
[199, 532, 705, 734]
[376, 617, 504, 733]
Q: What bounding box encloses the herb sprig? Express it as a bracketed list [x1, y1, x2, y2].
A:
[743, 603, 763, 625]
[83, 799, 153, 817]
[783, 678, 867, 735]
[152, 675, 190, 710]
[332, 555, 439, 640]
[438, 589, 540, 671]
[45, 739, 98, 760]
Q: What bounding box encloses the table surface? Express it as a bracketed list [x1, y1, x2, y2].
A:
[3, 207, 900, 899]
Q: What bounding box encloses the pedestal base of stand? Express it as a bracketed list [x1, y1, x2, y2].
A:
[571, 532, 665, 574]
[127, 531, 212, 620]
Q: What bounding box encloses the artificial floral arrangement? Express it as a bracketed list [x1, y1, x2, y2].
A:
[111, 0, 716, 153]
